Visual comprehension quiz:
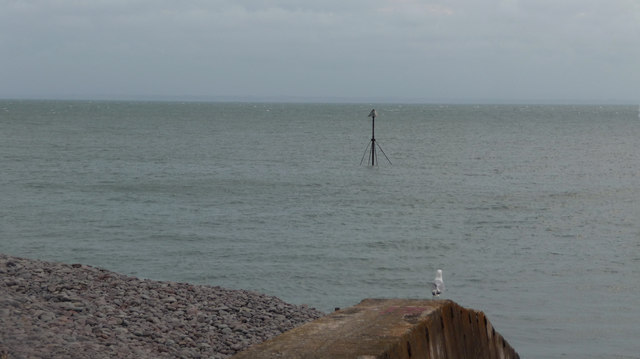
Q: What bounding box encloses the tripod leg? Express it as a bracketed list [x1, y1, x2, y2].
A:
[376, 142, 392, 165]
[360, 141, 371, 165]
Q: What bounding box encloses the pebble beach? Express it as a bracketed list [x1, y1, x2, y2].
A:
[0, 253, 324, 358]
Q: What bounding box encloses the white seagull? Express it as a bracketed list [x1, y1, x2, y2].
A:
[431, 269, 445, 297]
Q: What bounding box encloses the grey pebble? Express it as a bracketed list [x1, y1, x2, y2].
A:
[0, 253, 324, 359]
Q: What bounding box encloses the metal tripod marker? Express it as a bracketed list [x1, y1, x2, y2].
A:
[360, 109, 392, 166]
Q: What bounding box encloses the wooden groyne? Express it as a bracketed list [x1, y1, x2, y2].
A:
[232, 298, 519, 359]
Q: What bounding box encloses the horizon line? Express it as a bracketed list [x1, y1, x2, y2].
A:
[1, 94, 637, 106]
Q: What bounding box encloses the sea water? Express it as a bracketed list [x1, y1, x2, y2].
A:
[1, 100, 639, 358]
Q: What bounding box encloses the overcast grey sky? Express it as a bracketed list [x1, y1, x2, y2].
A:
[1, 0, 639, 103]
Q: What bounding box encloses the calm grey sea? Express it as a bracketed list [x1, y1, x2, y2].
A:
[1, 100, 639, 358]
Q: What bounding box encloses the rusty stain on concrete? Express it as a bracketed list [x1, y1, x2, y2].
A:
[231, 298, 519, 359]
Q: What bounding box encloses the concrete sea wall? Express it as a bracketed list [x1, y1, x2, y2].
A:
[232, 298, 519, 359]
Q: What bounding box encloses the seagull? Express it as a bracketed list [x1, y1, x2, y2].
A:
[368, 109, 377, 118]
[431, 269, 445, 297]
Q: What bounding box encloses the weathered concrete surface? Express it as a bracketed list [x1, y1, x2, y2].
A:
[231, 298, 519, 359]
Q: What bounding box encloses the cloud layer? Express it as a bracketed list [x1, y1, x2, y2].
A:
[1, 0, 639, 102]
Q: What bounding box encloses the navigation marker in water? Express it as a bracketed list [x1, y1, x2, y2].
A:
[360, 109, 392, 166]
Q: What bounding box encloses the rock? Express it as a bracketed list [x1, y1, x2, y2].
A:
[38, 311, 56, 322]
[162, 296, 177, 303]
[113, 327, 129, 336]
[54, 302, 86, 312]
